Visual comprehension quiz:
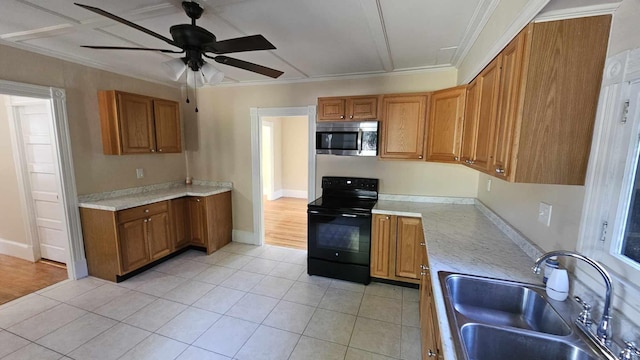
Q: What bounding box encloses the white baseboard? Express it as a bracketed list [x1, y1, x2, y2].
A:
[233, 230, 257, 245]
[0, 238, 35, 261]
[266, 189, 308, 201]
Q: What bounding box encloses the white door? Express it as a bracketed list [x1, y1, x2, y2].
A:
[11, 96, 68, 264]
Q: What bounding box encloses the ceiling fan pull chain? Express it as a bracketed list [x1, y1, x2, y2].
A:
[185, 70, 190, 104]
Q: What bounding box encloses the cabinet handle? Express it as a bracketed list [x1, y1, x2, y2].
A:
[428, 349, 437, 357]
[148, 218, 152, 222]
[196, 199, 201, 202]
[144, 209, 149, 213]
[454, 156, 459, 161]
[349, 115, 353, 119]
[465, 159, 470, 164]
[385, 216, 390, 220]
[143, 219, 148, 223]
[421, 271, 427, 276]
[420, 264, 429, 270]
[469, 160, 475, 164]
[150, 149, 155, 152]
[495, 168, 505, 174]
[418, 155, 423, 159]
[420, 242, 426, 246]
[159, 149, 163, 152]
[340, 115, 345, 119]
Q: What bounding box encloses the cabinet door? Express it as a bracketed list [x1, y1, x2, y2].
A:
[420, 266, 441, 359]
[153, 99, 182, 153]
[117, 218, 151, 273]
[348, 96, 379, 120]
[188, 197, 206, 246]
[204, 191, 233, 253]
[371, 214, 395, 279]
[147, 212, 172, 261]
[470, 56, 502, 173]
[493, 30, 528, 180]
[318, 98, 346, 121]
[395, 217, 423, 279]
[171, 198, 190, 250]
[117, 92, 155, 154]
[380, 94, 429, 159]
[426, 86, 466, 163]
[461, 80, 480, 164]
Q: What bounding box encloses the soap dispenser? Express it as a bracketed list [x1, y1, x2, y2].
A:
[546, 268, 569, 301]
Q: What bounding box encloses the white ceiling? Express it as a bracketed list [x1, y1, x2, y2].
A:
[0, 0, 505, 86]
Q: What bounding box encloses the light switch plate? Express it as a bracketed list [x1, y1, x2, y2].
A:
[136, 168, 144, 179]
[538, 202, 552, 226]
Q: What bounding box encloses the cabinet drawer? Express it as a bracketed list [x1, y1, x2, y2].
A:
[117, 201, 168, 223]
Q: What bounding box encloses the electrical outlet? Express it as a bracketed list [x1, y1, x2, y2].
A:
[487, 179, 492, 192]
[538, 202, 552, 226]
[136, 168, 144, 179]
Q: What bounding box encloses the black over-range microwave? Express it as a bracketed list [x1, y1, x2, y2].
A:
[315, 121, 378, 156]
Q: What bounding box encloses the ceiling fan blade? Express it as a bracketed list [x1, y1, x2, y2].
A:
[75, 3, 178, 47]
[208, 55, 283, 78]
[207, 35, 276, 54]
[81, 45, 183, 54]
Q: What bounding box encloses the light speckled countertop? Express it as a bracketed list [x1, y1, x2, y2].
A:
[373, 200, 541, 360]
[78, 185, 231, 211]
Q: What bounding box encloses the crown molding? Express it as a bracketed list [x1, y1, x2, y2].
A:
[534, 2, 620, 23]
[453, 0, 501, 67]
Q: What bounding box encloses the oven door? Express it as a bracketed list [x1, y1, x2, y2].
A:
[307, 209, 371, 265]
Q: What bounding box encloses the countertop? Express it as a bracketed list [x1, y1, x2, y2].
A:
[372, 200, 541, 360]
[78, 184, 232, 211]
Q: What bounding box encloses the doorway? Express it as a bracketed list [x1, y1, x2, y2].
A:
[250, 106, 317, 248]
[0, 80, 87, 296]
[260, 116, 309, 249]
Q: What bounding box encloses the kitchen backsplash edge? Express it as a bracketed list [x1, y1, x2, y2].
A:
[78, 180, 233, 202]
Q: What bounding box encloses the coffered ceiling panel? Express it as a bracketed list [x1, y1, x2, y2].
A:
[0, 0, 557, 86]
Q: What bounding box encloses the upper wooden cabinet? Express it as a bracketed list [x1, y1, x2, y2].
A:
[317, 96, 379, 121]
[380, 94, 430, 160]
[462, 16, 611, 184]
[461, 56, 502, 173]
[98, 90, 182, 155]
[426, 86, 466, 163]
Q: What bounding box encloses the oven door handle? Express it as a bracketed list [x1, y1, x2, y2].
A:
[308, 210, 370, 218]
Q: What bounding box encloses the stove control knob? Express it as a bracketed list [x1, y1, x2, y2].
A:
[335, 252, 339, 257]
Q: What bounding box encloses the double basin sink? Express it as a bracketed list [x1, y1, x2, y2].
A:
[440, 272, 607, 360]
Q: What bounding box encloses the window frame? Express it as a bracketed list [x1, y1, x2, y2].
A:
[577, 49, 640, 318]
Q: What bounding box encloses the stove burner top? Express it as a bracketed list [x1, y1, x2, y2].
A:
[307, 196, 377, 213]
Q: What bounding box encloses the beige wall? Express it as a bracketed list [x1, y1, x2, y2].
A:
[0, 44, 186, 195]
[0, 95, 28, 245]
[476, 0, 640, 253]
[188, 69, 464, 233]
[281, 116, 309, 193]
[458, 0, 548, 84]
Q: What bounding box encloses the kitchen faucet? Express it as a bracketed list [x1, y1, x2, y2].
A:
[532, 250, 613, 345]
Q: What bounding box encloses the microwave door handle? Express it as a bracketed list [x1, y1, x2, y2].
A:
[357, 128, 363, 154]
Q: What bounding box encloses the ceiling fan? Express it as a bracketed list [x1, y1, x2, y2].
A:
[75, 1, 284, 83]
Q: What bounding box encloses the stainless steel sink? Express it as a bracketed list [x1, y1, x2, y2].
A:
[446, 275, 571, 335]
[460, 324, 599, 360]
[439, 272, 608, 360]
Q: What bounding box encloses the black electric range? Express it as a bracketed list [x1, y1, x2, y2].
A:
[307, 176, 379, 284]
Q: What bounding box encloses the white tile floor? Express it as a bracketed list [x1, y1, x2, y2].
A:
[0, 243, 422, 360]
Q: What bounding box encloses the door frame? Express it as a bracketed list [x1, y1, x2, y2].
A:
[260, 120, 276, 200]
[250, 106, 316, 245]
[1, 79, 87, 280]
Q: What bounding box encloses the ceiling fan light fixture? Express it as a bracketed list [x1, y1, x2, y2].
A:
[201, 62, 225, 85]
[162, 57, 187, 81]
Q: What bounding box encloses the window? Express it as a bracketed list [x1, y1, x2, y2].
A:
[577, 49, 640, 319]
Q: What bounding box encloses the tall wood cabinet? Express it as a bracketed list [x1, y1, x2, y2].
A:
[317, 96, 379, 121]
[98, 90, 182, 155]
[370, 214, 426, 284]
[380, 94, 430, 160]
[426, 86, 466, 163]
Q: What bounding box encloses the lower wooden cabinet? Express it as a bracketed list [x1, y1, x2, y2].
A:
[420, 248, 443, 360]
[80, 191, 232, 282]
[370, 214, 425, 284]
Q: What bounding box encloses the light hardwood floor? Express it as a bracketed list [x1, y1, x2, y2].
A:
[0, 254, 68, 305]
[263, 197, 307, 250]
